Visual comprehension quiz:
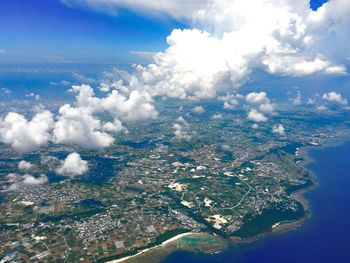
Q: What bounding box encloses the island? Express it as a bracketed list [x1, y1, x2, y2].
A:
[1, 99, 349, 262]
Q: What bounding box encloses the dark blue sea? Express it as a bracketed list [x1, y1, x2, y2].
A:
[164, 141, 350, 263]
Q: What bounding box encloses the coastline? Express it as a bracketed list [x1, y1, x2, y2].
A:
[232, 136, 350, 244]
[106, 137, 350, 263]
[107, 232, 196, 263]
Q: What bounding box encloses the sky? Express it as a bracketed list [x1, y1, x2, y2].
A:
[0, 0, 349, 158]
[0, 0, 184, 63]
[0, 0, 327, 63]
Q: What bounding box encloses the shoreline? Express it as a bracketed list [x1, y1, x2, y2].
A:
[231, 137, 350, 244]
[106, 137, 350, 262]
[107, 232, 196, 263]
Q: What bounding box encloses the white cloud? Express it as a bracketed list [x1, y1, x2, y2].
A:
[22, 174, 48, 186]
[192, 106, 205, 114]
[18, 161, 34, 170]
[211, 114, 222, 119]
[322, 92, 348, 105]
[222, 102, 234, 109]
[134, 28, 250, 100]
[245, 92, 274, 113]
[219, 93, 242, 109]
[62, 0, 348, 100]
[307, 0, 350, 62]
[247, 109, 268, 122]
[173, 117, 192, 141]
[0, 110, 54, 153]
[102, 120, 127, 133]
[1, 84, 156, 152]
[316, 105, 328, 111]
[71, 84, 158, 122]
[307, 97, 316, 105]
[263, 56, 332, 76]
[272, 124, 285, 135]
[101, 90, 158, 121]
[258, 103, 274, 114]
[98, 68, 132, 93]
[56, 152, 89, 176]
[5, 173, 48, 191]
[99, 83, 111, 93]
[290, 90, 302, 105]
[324, 66, 347, 75]
[53, 104, 115, 149]
[245, 92, 268, 105]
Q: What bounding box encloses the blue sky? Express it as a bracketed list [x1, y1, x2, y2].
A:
[0, 0, 327, 64]
[0, 0, 184, 63]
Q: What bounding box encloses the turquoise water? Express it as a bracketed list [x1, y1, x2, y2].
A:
[164, 141, 350, 263]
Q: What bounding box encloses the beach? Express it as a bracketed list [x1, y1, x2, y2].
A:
[107, 232, 196, 263]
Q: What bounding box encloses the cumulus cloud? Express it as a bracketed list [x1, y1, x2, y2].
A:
[71, 84, 158, 122]
[5, 173, 48, 191]
[173, 117, 192, 141]
[272, 124, 285, 135]
[245, 92, 274, 113]
[101, 90, 158, 121]
[245, 92, 269, 105]
[18, 161, 34, 170]
[56, 152, 89, 176]
[290, 90, 303, 105]
[307, 97, 316, 105]
[0, 110, 54, 153]
[192, 106, 205, 114]
[211, 114, 222, 119]
[258, 103, 274, 114]
[102, 120, 127, 133]
[22, 174, 48, 186]
[62, 0, 348, 100]
[53, 104, 115, 149]
[0, 83, 157, 152]
[98, 68, 132, 93]
[316, 105, 328, 111]
[219, 93, 242, 109]
[322, 92, 348, 105]
[307, 0, 350, 63]
[247, 109, 268, 123]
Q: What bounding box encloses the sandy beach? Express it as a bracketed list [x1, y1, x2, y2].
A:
[107, 232, 195, 263]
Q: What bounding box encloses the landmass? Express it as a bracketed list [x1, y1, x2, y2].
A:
[1, 99, 350, 262]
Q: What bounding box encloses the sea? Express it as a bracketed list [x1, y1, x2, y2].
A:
[164, 141, 350, 263]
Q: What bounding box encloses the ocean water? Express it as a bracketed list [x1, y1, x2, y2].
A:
[164, 141, 350, 263]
